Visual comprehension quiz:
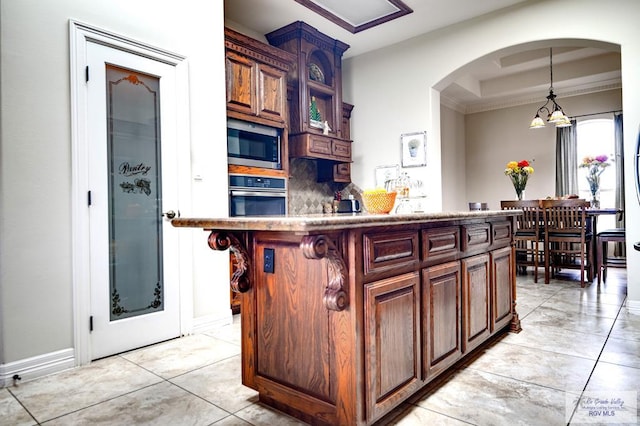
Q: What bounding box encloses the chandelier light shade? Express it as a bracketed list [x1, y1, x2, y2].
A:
[529, 48, 571, 129]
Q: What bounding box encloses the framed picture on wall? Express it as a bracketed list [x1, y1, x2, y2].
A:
[401, 131, 427, 168]
[375, 165, 399, 189]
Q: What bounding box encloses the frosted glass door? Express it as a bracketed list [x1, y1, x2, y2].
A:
[106, 65, 163, 321]
[87, 40, 181, 360]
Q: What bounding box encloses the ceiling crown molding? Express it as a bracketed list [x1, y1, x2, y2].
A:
[293, 0, 412, 33]
[460, 81, 622, 115]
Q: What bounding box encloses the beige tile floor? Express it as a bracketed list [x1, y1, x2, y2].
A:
[1, 268, 638, 425]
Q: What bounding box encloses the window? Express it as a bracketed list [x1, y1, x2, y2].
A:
[576, 118, 616, 229]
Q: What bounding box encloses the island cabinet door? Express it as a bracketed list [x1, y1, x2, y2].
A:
[364, 271, 421, 424]
[461, 254, 491, 353]
[421, 261, 462, 380]
[249, 237, 339, 421]
[491, 246, 514, 332]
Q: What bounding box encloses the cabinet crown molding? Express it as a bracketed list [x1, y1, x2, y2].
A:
[265, 21, 350, 57]
[225, 27, 296, 72]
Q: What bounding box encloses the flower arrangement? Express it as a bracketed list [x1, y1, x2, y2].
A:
[504, 160, 534, 200]
[579, 154, 611, 208]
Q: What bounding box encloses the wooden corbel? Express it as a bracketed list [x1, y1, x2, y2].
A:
[300, 235, 348, 311]
[207, 231, 250, 293]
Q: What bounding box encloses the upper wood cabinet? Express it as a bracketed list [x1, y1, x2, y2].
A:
[317, 102, 354, 182]
[266, 22, 354, 181]
[266, 21, 349, 137]
[224, 27, 296, 126]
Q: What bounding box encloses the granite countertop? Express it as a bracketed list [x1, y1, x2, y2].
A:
[171, 210, 519, 232]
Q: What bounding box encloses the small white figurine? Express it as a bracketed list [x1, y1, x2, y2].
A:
[322, 120, 331, 135]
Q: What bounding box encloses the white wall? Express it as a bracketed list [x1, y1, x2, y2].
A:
[344, 0, 640, 303]
[0, 0, 230, 366]
[440, 106, 467, 211]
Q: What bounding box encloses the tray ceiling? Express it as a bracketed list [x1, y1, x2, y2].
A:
[294, 0, 412, 33]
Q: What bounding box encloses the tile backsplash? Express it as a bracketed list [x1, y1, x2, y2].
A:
[288, 158, 362, 215]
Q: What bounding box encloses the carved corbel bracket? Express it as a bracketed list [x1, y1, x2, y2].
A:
[207, 231, 250, 293]
[300, 235, 348, 311]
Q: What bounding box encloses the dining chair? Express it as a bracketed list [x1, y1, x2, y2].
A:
[468, 202, 488, 211]
[596, 228, 626, 284]
[540, 199, 592, 287]
[500, 200, 543, 283]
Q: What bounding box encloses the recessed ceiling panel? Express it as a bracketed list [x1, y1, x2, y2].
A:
[294, 0, 412, 33]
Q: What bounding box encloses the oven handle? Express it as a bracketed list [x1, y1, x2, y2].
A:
[230, 190, 286, 198]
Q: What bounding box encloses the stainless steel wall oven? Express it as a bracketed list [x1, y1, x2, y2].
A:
[229, 174, 287, 217]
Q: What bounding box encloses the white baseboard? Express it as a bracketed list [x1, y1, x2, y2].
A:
[626, 299, 640, 311]
[191, 311, 233, 335]
[1, 311, 234, 388]
[0, 348, 75, 388]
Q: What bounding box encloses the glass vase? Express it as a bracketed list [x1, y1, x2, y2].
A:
[590, 187, 600, 209]
[510, 174, 527, 201]
[516, 188, 525, 200]
[586, 175, 600, 209]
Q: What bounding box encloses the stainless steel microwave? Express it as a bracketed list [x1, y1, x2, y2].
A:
[227, 118, 282, 169]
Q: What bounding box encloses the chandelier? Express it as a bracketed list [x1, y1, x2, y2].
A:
[529, 48, 571, 129]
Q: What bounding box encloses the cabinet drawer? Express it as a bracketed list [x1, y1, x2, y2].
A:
[462, 223, 491, 253]
[290, 133, 352, 163]
[332, 162, 351, 183]
[332, 139, 351, 160]
[308, 135, 333, 156]
[363, 231, 419, 277]
[317, 161, 350, 183]
[335, 162, 350, 176]
[422, 226, 460, 264]
[491, 220, 512, 248]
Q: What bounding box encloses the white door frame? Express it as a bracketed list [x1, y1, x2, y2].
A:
[69, 20, 193, 365]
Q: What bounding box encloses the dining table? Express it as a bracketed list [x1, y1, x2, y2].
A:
[502, 200, 622, 282]
[586, 207, 623, 236]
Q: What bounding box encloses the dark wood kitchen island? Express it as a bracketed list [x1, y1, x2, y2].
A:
[172, 211, 522, 425]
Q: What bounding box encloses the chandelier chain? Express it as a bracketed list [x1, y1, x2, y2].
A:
[549, 48, 554, 91]
[529, 46, 571, 129]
